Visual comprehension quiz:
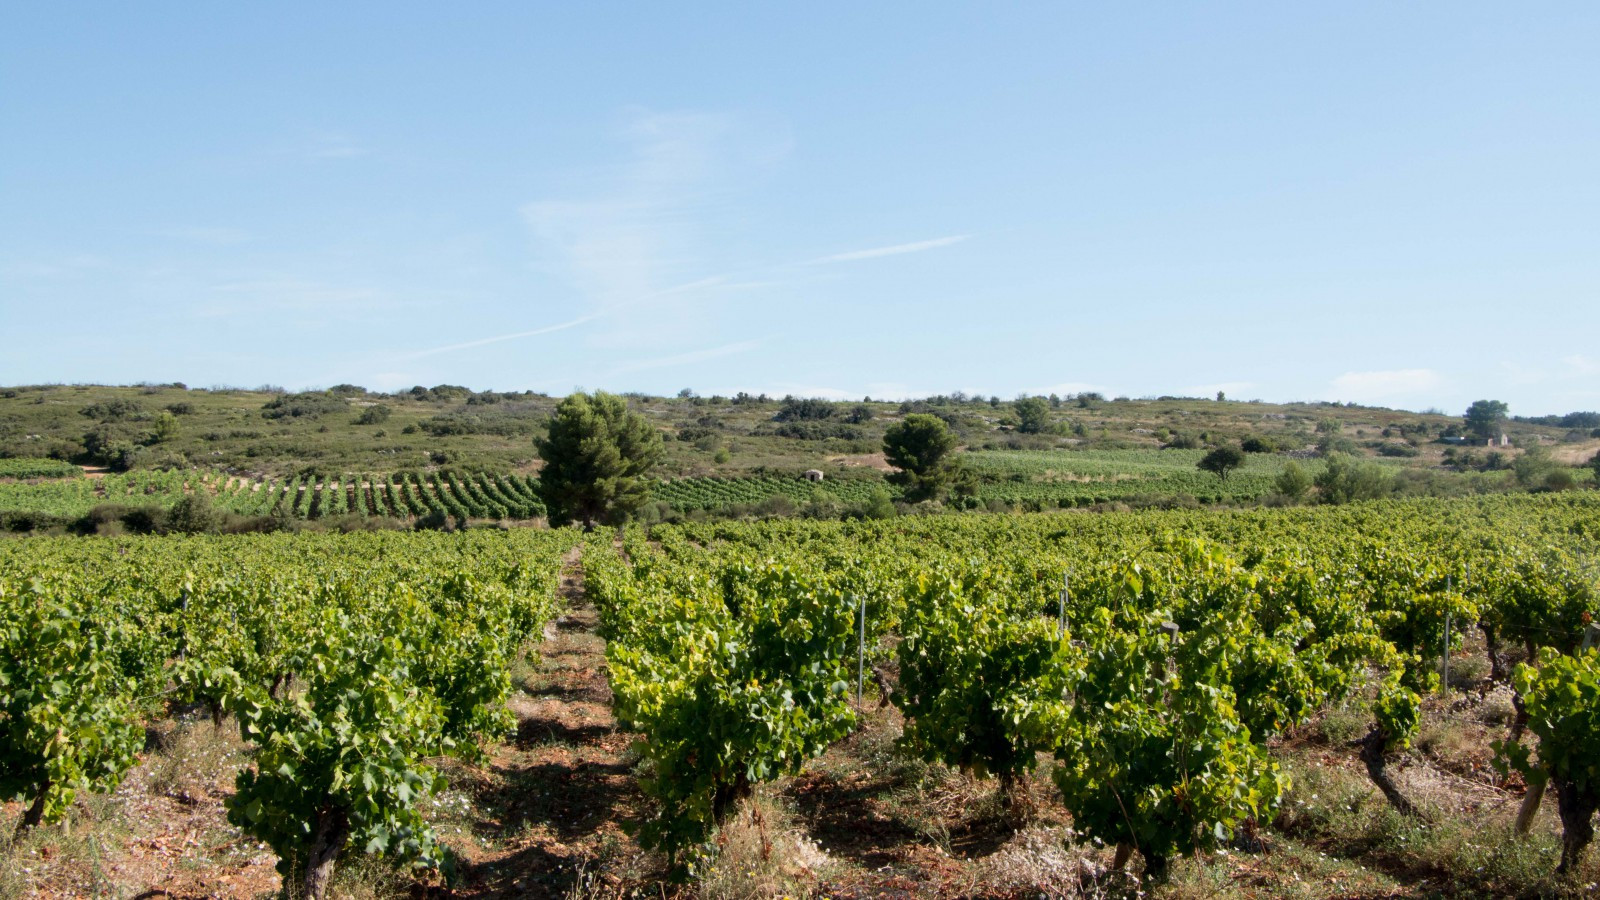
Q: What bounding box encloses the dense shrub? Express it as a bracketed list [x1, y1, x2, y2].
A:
[261, 393, 346, 420]
[773, 396, 835, 422]
[767, 422, 863, 441]
[1315, 454, 1390, 504]
[78, 398, 144, 421]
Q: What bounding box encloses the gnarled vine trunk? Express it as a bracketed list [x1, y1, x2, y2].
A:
[1509, 689, 1530, 743]
[15, 785, 48, 838]
[300, 805, 350, 900]
[1141, 850, 1171, 883]
[1554, 777, 1597, 876]
[1479, 622, 1507, 684]
[711, 773, 752, 827]
[1357, 727, 1419, 818]
[1111, 841, 1133, 870]
[1515, 779, 1547, 836]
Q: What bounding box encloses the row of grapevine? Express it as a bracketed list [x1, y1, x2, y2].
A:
[0, 457, 83, 479]
[648, 474, 890, 512]
[0, 529, 578, 897]
[590, 493, 1600, 876]
[174, 470, 550, 522]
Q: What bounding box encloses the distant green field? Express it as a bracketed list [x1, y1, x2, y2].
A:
[0, 457, 82, 479]
[0, 469, 197, 518]
[964, 448, 1322, 506]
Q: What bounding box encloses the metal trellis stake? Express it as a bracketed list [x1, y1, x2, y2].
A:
[857, 594, 866, 707]
[1442, 575, 1452, 695]
[1058, 571, 1070, 641]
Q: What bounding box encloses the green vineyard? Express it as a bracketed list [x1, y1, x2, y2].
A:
[207, 469, 549, 521]
[646, 473, 890, 511]
[0, 465, 901, 523]
[4, 493, 1600, 894]
[1, 528, 578, 895]
[964, 448, 1320, 506]
[588, 493, 1600, 878]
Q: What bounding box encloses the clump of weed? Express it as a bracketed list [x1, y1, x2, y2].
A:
[1274, 752, 1594, 894]
[0, 791, 127, 899]
[1414, 713, 1487, 779]
[695, 790, 835, 900]
[1447, 654, 1490, 689]
[1312, 701, 1370, 746]
[1475, 686, 1518, 727]
[327, 851, 416, 900]
[146, 716, 249, 804]
[974, 825, 1095, 896]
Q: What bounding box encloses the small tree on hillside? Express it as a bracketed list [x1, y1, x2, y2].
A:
[149, 410, 180, 444]
[884, 414, 960, 502]
[535, 391, 663, 527]
[1274, 461, 1311, 502]
[1315, 453, 1390, 504]
[1464, 399, 1509, 442]
[1512, 444, 1555, 487]
[1014, 396, 1050, 434]
[1198, 445, 1245, 482]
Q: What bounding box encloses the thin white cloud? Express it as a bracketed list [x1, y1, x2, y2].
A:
[1500, 360, 1549, 386]
[521, 110, 787, 351]
[608, 340, 761, 376]
[366, 372, 416, 392]
[405, 314, 601, 359]
[1329, 368, 1444, 403]
[194, 279, 397, 318]
[865, 382, 929, 401]
[808, 235, 970, 265]
[0, 254, 108, 278]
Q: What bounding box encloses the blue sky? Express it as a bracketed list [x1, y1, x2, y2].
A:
[3, 3, 1597, 415]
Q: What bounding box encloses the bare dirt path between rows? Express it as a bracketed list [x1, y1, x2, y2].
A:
[438, 542, 660, 898]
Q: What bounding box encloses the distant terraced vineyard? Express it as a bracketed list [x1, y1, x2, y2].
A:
[211, 470, 548, 520]
[0, 449, 1384, 524]
[0, 465, 891, 523]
